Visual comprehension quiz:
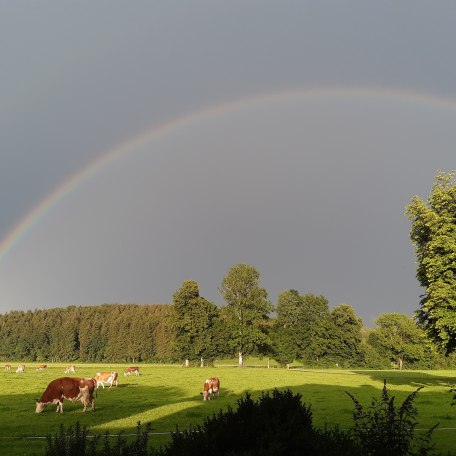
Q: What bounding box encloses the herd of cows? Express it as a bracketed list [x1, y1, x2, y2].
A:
[4, 364, 220, 413]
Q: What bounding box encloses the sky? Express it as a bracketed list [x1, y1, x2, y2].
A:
[1, 1, 456, 325]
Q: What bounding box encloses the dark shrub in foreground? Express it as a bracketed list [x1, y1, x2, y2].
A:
[157, 389, 356, 456]
[347, 380, 437, 456]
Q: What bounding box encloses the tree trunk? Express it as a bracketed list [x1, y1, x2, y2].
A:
[238, 352, 244, 367]
[397, 357, 403, 370]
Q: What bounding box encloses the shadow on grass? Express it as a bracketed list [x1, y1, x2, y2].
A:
[350, 370, 456, 388]
[1, 370, 456, 455]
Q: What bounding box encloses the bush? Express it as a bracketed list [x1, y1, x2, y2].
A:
[157, 389, 356, 456]
[45, 421, 152, 456]
[347, 380, 437, 456]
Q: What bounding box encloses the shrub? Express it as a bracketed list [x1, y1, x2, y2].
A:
[157, 389, 357, 456]
[45, 421, 152, 456]
[346, 380, 437, 456]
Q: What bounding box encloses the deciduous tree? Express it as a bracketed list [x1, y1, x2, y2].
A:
[406, 170, 456, 353]
[173, 280, 218, 364]
[219, 264, 272, 366]
[368, 313, 431, 369]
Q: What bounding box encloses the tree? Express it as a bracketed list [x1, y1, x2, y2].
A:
[270, 290, 334, 366]
[368, 313, 431, 369]
[406, 170, 456, 353]
[328, 304, 363, 366]
[296, 294, 332, 363]
[219, 264, 273, 366]
[173, 280, 219, 364]
[270, 290, 305, 366]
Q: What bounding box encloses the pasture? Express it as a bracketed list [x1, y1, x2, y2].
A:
[1, 362, 456, 455]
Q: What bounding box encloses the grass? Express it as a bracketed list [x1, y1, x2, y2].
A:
[0, 361, 455, 455]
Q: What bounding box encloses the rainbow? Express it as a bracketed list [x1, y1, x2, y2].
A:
[1, 86, 455, 263]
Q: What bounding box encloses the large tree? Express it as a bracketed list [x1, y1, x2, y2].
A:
[406, 170, 456, 353]
[328, 304, 363, 366]
[219, 264, 273, 366]
[173, 280, 219, 365]
[270, 290, 302, 366]
[272, 290, 333, 365]
[368, 313, 431, 369]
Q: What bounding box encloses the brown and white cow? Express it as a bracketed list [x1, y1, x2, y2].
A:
[124, 366, 140, 376]
[37, 364, 47, 371]
[65, 365, 76, 374]
[16, 364, 25, 373]
[4, 364, 11, 371]
[202, 377, 220, 401]
[35, 377, 96, 413]
[94, 371, 118, 388]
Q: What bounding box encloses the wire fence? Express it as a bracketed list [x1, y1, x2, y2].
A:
[2, 426, 456, 442]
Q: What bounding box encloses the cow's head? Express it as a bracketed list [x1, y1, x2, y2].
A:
[35, 400, 46, 413]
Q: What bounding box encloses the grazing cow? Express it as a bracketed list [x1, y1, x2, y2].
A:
[65, 365, 76, 374]
[4, 364, 11, 371]
[202, 377, 220, 401]
[16, 364, 25, 373]
[37, 364, 47, 371]
[94, 371, 118, 388]
[35, 377, 96, 413]
[124, 366, 140, 376]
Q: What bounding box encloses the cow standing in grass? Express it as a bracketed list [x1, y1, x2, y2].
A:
[202, 377, 220, 401]
[65, 365, 76, 374]
[37, 364, 47, 371]
[4, 364, 11, 371]
[16, 364, 25, 373]
[94, 371, 118, 388]
[124, 366, 140, 376]
[35, 377, 96, 413]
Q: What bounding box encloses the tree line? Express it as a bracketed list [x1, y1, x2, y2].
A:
[0, 267, 454, 369]
[1, 171, 455, 369]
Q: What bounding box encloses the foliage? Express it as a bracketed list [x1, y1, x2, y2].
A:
[359, 338, 390, 369]
[219, 264, 273, 363]
[45, 421, 152, 456]
[270, 290, 301, 365]
[0, 304, 176, 362]
[172, 280, 218, 363]
[272, 290, 334, 365]
[405, 170, 456, 354]
[368, 313, 433, 369]
[157, 389, 357, 456]
[347, 380, 437, 456]
[327, 304, 364, 366]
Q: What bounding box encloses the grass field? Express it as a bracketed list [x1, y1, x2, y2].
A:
[1, 361, 456, 455]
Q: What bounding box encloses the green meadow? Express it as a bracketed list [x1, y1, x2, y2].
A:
[1, 362, 456, 455]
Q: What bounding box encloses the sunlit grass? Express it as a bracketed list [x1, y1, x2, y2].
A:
[0, 361, 455, 455]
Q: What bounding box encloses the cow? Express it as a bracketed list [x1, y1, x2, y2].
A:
[35, 377, 96, 413]
[94, 371, 118, 388]
[16, 364, 25, 373]
[4, 364, 11, 371]
[65, 365, 76, 374]
[124, 366, 140, 376]
[202, 377, 220, 401]
[37, 364, 47, 371]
